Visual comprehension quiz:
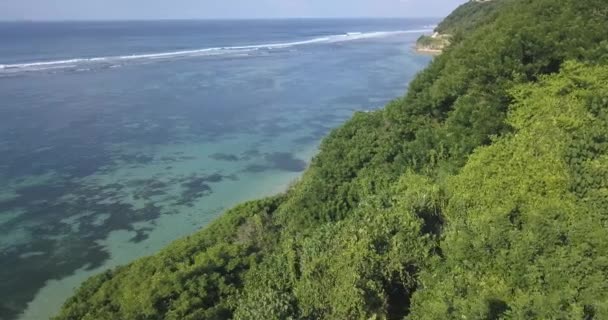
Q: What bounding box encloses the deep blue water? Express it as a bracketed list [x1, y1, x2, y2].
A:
[0, 19, 435, 319]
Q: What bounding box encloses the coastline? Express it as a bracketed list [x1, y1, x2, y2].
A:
[414, 31, 449, 55]
[3, 19, 437, 320]
[414, 47, 443, 55]
[17, 142, 320, 320]
[49, 1, 608, 318]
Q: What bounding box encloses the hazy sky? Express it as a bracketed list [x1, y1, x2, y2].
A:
[0, 0, 466, 21]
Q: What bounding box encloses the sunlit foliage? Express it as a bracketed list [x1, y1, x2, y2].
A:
[56, 0, 608, 319]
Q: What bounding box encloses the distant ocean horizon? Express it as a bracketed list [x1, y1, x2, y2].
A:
[0, 18, 435, 319]
[0, 17, 441, 22]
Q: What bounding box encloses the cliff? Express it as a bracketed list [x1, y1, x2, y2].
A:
[416, 0, 503, 54]
[415, 32, 450, 54]
[56, 0, 608, 319]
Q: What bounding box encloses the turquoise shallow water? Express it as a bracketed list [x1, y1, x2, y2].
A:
[0, 19, 434, 319]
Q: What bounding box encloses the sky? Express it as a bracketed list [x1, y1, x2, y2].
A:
[0, 0, 467, 21]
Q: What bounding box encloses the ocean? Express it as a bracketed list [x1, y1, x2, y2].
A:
[0, 19, 434, 319]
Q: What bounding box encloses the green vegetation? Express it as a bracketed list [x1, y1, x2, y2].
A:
[435, 0, 505, 36]
[415, 35, 450, 52]
[56, 0, 608, 319]
[56, 197, 285, 320]
[416, 0, 504, 53]
[410, 62, 608, 319]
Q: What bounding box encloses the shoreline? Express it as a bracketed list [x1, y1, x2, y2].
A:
[17, 144, 318, 320]
[414, 32, 449, 55]
[414, 47, 443, 55]
[2, 22, 435, 320]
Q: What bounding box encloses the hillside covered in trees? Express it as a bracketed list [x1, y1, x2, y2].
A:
[56, 0, 608, 319]
[416, 0, 504, 53]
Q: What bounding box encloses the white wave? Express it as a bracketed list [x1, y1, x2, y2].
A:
[326, 30, 432, 43]
[0, 29, 431, 73]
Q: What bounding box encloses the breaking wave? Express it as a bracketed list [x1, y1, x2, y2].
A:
[0, 29, 430, 74]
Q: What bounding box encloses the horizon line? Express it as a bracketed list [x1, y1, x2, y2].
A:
[0, 16, 442, 23]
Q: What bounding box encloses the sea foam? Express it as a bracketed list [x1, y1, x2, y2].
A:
[0, 29, 431, 74]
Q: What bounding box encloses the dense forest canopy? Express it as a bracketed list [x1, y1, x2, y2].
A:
[434, 0, 505, 36]
[56, 0, 608, 319]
